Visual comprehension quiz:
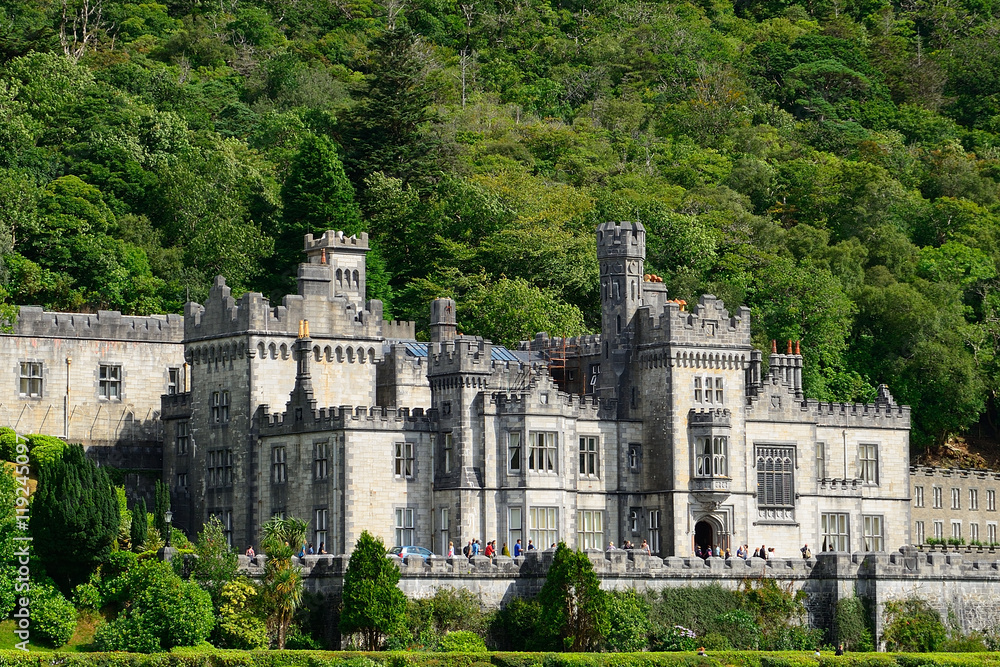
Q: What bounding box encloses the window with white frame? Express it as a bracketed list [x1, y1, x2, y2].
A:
[989, 523, 997, 544]
[915, 521, 925, 545]
[579, 436, 598, 477]
[443, 432, 453, 473]
[694, 376, 724, 404]
[933, 520, 943, 540]
[439, 508, 449, 555]
[914, 486, 924, 508]
[756, 445, 794, 510]
[696, 436, 728, 477]
[507, 432, 521, 472]
[933, 486, 942, 509]
[272, 446, 286, 484]
[971, 522, 980, 542]
[176, 421, 189, 456]
[859, 444, 878, 484]
[211, 509, 233, 547]
[952, 488, 961, 510]
[821, 513, 849, 551]
[529, 507, 558, 548]
[167, 367, 180, 395]
[177, 472, 188, 490]
[816, 441, 826, 479]
[577, 510, 603, 550]
[990, 490, 997, 512]
[648, 509, 661, 554]
[509, 507, 522, 550]
[207, 449, 233, 487]
[314, 442, 329, 480]
[528, 432, 557, 472]
[395, 508, 415, 546]
[19, 362, 42, 397]
[99, 364, 121, 399]
[862, 515, 883, 551]
[971, 489, 979, 510]
[394, 442, 414, 478]
[315, 508, 328, 550]
[211, 390, 230, 423]
[952, 521, 962, 539]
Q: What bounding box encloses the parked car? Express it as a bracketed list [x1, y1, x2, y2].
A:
[388, 545, 434, 560]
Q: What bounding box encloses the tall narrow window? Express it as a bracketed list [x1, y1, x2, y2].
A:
[220, 390, 230, 423]
[629, 508, 640, 533]
[528, 432, 557, 472]
[628, 444, 641, 472]
[816, 442, 826, 479]
[395, 442, 414, 478]
[19, 362, 42, 397]
[915, 521, 924, 545]
[443, 433, 453, 474]
[99, 364, 121, 399]
[223, 510, 233, 546]
[395, 508, 415, 546]
[714, 377, 724, 403]
[952, 521, 962, 539]
[859, 444, 878, 484]
[176, 421, 189, 456]
[989, 523, 997, 544]
[211, 392, 221, 423]
[577, 510, 603, 550]
[952, 488, 961, 510]
[933, 521, 943, 540]
[990, 490, 997, 512]
[648, 509, 661, 554]
[862, 515, 883, 551]
[579, 436, 598, 477]
[914, 486, 924, 508]
[693, 377, 702, 402]
[933, 487, 942, 509]
[272, 446, 286, 484]
[971, 522, 980, 542]
[508, 432, 521, 472]
[821, 513, 849, 551]
[167, 367, 180, 395]
[314, 442, 329, 480]
[439, 508, 449, 555]
[314, 508, 328, 550]
[970, 489, 979, 510]
[529, 507, 558, 548]
[509, 507, 522, 551]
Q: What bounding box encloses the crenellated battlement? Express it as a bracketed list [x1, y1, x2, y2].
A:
[639, 294, 752, 348]
[428, 337, 493, 376]
[596, 221, 645, 259]
[689, 407, 732, 427]
[13, 306, 184, 342]
[489, 387, 602, 417]
[304, 230, 369, 253]
[258, 403, 438, 433]
[383, 319, 416, 340]
[911, 465, 1000, 480]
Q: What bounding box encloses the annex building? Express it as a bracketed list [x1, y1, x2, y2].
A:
[2, 223, 917, 557]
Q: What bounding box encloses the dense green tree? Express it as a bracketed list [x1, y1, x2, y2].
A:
[153, 479, 170, 542]
[536, 543, 609, 652]
[340, 529, 407, 650]
[31, 444, 119, 593]
[191, 515, 239, 610]
[130, 498, 148, 552]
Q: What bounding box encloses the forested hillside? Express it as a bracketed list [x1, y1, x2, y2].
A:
[3, 0, 1000, 448]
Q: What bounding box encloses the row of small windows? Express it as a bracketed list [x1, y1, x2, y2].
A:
[818, 513, 884, 552]
[19, 362, 183, 399]
[693, 376, 724, 404]
[915, 520, 1000, 544]
[335, 268, 360, 287]
[914, 486, 996, 511]
[270, 443, 332, 483]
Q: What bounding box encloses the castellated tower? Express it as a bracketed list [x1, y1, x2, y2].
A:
[596, 221, 645, 416]
[426, 297, 491, 547]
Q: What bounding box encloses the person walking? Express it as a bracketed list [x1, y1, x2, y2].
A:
[447, 541, 455, 558]
[513, 539, 522, 557]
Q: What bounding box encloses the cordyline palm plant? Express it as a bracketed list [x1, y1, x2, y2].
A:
[260, 515, 308, 648]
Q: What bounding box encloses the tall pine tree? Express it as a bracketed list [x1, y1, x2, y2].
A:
[153, 480, 170, 542]
[31, 444, 119, 593]
[130, 498, 147, 551]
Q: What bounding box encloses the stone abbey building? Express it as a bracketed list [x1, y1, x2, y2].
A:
[2, 223, 915, 557]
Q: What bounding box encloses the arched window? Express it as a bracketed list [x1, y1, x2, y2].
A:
[352, 270, 360, 286]
[336, 269, 343, 285]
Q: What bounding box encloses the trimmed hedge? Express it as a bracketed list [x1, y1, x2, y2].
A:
[1, 652, 1000, 667]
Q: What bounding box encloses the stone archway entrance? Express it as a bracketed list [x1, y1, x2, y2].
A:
[694, 520, 715, 555]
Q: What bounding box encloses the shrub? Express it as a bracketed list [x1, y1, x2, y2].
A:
[489, 597, 541, 650]
[536, 543, 608, 652]
[835, 596, 874, 651]
[31, 582, 77, 647]
[340, 530, 407, 651]
[882, 598, 948, 652]
[215, 578, 268, 649]
[438, 630, 488, 652]
[651, 624, 698, 652]
[605, 590, 652, 652]
[715, 610, 761, 650]
[73, 581, 102, 609]
[285, 622, 324, 649]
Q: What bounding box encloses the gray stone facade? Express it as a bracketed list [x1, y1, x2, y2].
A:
[162, 222, 912, 559]
[910, 465, 1000, 546]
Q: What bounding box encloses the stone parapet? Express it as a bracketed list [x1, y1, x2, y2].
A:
[13, 306, 184, 342]
[258, 404, 438, 433]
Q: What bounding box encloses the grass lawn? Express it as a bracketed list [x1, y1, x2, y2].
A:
[0, 610, 101, 652]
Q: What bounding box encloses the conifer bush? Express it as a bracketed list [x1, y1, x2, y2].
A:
[340, 530, 407, 650]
